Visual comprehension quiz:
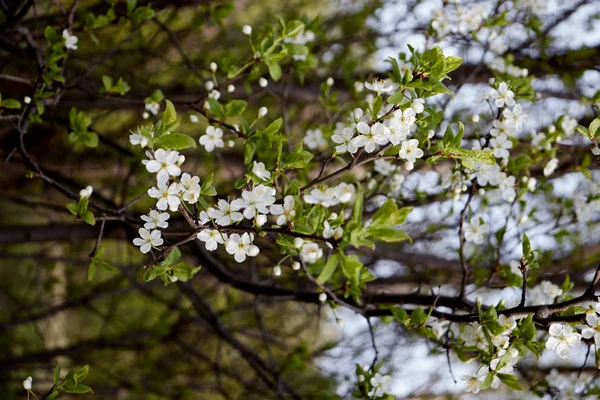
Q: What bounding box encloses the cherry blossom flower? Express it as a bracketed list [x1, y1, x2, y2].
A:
[464, 216, 489, 244]
[23, 376, 33, 391]
[334, 182, 356, 203]
[225, 232, 259, 262]
[364, 79, 394, 94]
[582, 312, 600, 347]
[490, 133, 513, 160]
[374, 159, 396, 176]
[462, 373, 482, 394]
[300, 242, 323, 264]
[62, 30, 78, 50]
[234, 185, 276, 219]
[503, 104, 528, 132]
[129, 128, 153, 148]
[207, 199, 243, 226]
[252, 161, 271, 181]
[398, 139, 423, 164]
[543, 157, 559, 177]
[145, 101, 160, 115]
[145, 149, 181, 185]
[133, 228, 163, 254]
[412, 98, 425, 113]
[331, 127, 358, 154]
[141, 210, 170, 229]
[148, 181, 182, 211]
[353, 122, 389, 153]
[197, 229, 226, 251]
[303, 129, 327, 150]
[546, 324, 581, 359]
[323, 221, 343, 239]
[489, 82, 515, 108]
[304, 187, 339, 207]
[270, 195, 295, 225]
[561, 115, 577, 136]
[369, 373, 392, 397]
[199, 126, 224, 152]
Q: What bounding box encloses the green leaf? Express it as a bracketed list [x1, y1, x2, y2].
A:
[522, 234, 531, 257]
[443, 56, 463, 74]
[391, 305, 409, 323]
[224, 99, 247, 117]
[54, 362, 61, 384]
[283, 150, 313, 169]
[81, 211, 96, 226]
[74, 365, 89, 382]
[154, 133, 196, 150]
[387, 90, 405, 104]
[316, 254, 339, 285]
[410, 308, 428, 326]
[265, 59, 282, 81]
[66, 203, 78, 216]
[340, 254, 362, 283]
[102, 75, 113, 91]
[589, 118, 600, 138]
[161, 99, 179, 133]
[65, 383, 94, 394]
[2, 99, 21, 109]
[497, 373, 522, 390]
[88, 260, 96, 281]
[480, 373, 495, 390]
[367, 227, 411, 243]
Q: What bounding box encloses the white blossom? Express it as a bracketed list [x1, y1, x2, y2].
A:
[300, 242, 323, 264]
[364, 79, 394, 94]
[141, 210, 170, 229]
[23, 376, 33, 391]
[303, 129, 327, 150]
[543, 158, 559, 177]
[489, 82, 515, 108]
[62, 29, 78, 50]
[270, 195, 296, 225]
[197, 229, 226, 251]
[199, 126, 224, 152]
[207, 199, 243, 226]
[148, 181, 182, 211]
[145, 149, 181, 185]
[225, 232, 259, 262]
[331, 127, 358, 154]
[79, 185, 93, 199]
[252, 161, 271, 181]
[546, 324, 581, 359]
[242, 25, 253, 36]
[398, 139, 423, 163]
[145, 101, 160, 115]
[369, 373, 392, 397]
[412, 98, 425, 113]
[133, 228, 163, 254]
[353, 122, 389, 153]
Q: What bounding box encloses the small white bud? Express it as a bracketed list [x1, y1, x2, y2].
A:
[292, 261, 300, 270]
[326, 77, 334, 86]
[519, 215, 528, 225]
[177, 155, 186, 166]
[521, 176, 529, 183]
[170, 275, 179, 282]
[227, 84, 235, 93]
[204, 81, 215, 91]
[242, 25, 253, 36]
[258, 77, 268, 88]
[478, 188, 485, 195]
[294, 237, 304, 248]
[461, 184, 468, 192]
[362, 364, 370, 372]
[318, 293, 327, 302]
[257, 106, 268, 118]
[79, 185, 93, 199]
[228, 140, 235, 148]
[210, 62, 217, 72]
[471, 114, 480, 123]
[354, 81, 364, 93]
[24, 96, 31, 104]
[527, 177, 537, 192]
[23, 376, 32, 391]
[142, 112, 149, 119]
[427, 130, 435, 139]
[488, 77, 495, 84]
[190, 114, 199, 123]
[273, 265, 282, 276]
[548, 124, 556, 134]
[358, 375, 365, 382]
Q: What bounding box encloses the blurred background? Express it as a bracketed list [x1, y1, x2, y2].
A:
[1, 0, 600, 398]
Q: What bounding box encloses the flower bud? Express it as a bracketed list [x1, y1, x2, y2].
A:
[273, 265, 282, 276]
[258, 106, 268, 118]
[23, 376, 32, 391]
[242, 25, 252, 36]
[294, 237, 304, 248]
[318, 293, 327, 302]
[326, 77, 334, 86]
[227, 84, 235, 93]
[259, 77, 268, 88]
[204, 81, 215, 91]
[292, 261, 300, 270]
